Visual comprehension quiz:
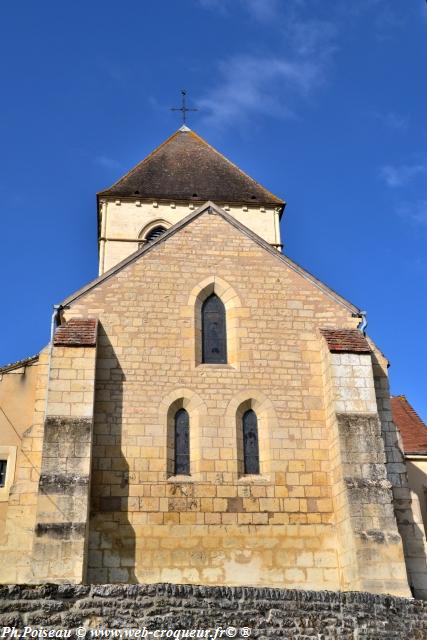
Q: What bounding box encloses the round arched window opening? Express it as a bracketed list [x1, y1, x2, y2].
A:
[145, 225, 167, 243]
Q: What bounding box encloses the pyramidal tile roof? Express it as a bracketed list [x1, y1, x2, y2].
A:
[391, 395, 427, 454]
[98, 128, 284, 207]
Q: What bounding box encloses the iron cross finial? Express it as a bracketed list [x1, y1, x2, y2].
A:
[171, 89, 198, 125]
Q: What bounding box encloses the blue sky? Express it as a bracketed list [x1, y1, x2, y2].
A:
[1, 1, 426, 419]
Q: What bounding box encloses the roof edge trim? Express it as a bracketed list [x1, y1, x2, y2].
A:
[0, 354, 39, 374]
[404, 452, 427, 457]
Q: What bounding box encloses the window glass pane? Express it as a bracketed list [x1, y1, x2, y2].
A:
[243, 409, 260, 474]
[175, 409, 190, 475]
[0, 460, 7, 487]
[202, 294, 227, 364]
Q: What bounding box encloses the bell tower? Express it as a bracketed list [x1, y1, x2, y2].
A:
[97, 126, 285, 274]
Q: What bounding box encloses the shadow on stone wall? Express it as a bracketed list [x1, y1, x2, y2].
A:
[373, 352, 427, 599]
[87, 325, 137, 582]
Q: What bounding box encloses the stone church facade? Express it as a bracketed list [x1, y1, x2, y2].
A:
[1, 126, 427, 598]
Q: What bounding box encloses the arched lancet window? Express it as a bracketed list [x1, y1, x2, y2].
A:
[145, 225, 167, 243]
[174, 408, 190, 475]
[202, 293, 227, 364]
[243, 409, 260, 474]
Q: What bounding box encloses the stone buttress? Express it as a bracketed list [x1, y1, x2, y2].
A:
[320, 329, 411, 596]
[31, 319, 98, 582]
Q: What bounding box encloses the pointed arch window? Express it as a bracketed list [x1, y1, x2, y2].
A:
[243, 409, 260, 474]
[202, 293, 227, 364]
[174, 408, 190, 475]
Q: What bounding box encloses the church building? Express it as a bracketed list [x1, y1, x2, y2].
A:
[1, 126, 427, 598]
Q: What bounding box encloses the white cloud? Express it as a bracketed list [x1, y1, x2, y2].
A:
[196, 0, 281, 22]
[196, 1, 336, 129]
[94, 155, 121, 170]
[197, 54, 322, 129]
[196, 0, 226, 12]
[397, 200, 427, 228]
[383, 112, 409, 131]
[97, 58, 129, 85]
[244, 0, 281, 23]
[380, 163, 426, 187]
[195, 0, 342, 129]
[287, 18, 337, 57]
[370, 111, 409, 131]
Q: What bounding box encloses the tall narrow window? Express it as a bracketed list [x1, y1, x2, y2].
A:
[174, 408, 190, 475]
[243, 409, 260, 474]
[202, 293, 227, 364]
[0, 460, 7, 488]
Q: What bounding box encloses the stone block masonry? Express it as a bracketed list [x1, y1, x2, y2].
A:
[67, 213, 361, 591]
[372, 352, 427, 600]
[31, 329, 98, 583]
[0, 584, 427, 639]
[2, 207, 422, 596]
[55, 211, 413, 595]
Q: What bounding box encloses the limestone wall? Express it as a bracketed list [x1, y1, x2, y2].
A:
[0, 584, 426, 639]
[0, 360, 39, 443]
[98, 199, 281, 273]
[0, 358, 39, 536]
[372, 351, 427, 599]
[0, 349, 50, 583]
[65, 211, 375, 591]
[1, 209, 419, 595]
[406, 456, 427, 536]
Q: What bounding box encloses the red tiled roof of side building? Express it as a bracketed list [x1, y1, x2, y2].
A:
[391, 395, 427, 454]
[53, 318, 98, 347]
[320, 328, 371, 354]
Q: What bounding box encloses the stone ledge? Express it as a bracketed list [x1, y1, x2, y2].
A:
[34, 523, 86, 539]
[39, 474, 89, 495]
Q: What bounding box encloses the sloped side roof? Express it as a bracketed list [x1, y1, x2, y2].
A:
[391, 395, 427, 454]
[0, 354, 39, 374]
[98, 128, 284, 206]
[61, 201, 360, 316]
[320, 328, 371, 353]
[53, 318, 98, 347]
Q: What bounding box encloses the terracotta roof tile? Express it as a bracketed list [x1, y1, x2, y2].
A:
[53, 318, 97, 347]
[391, 396, 427, 454]
[320, 328, 371, 353]
[98, 128, 284, 206]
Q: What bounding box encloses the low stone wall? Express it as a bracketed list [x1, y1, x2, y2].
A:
[0, 584, 427, 639]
